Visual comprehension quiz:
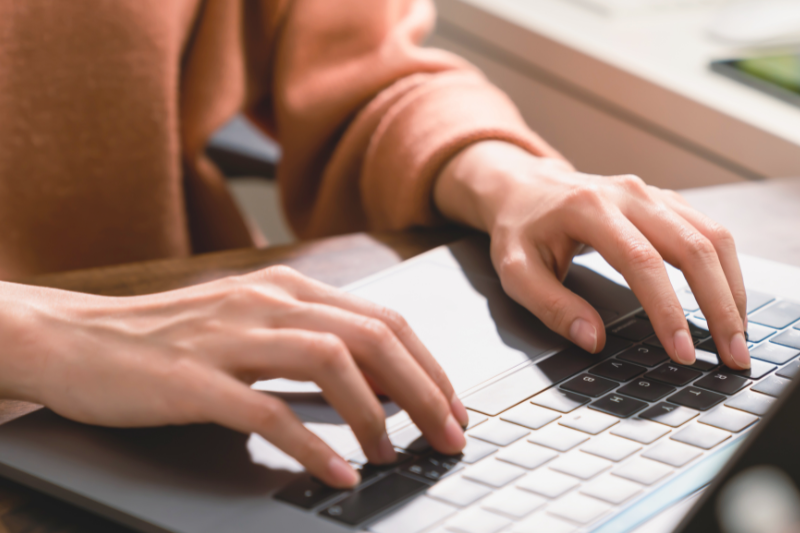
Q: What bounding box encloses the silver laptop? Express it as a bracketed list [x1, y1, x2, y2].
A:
[1, 236, 799, 533]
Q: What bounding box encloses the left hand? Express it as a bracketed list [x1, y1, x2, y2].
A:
[434, 140, 750, 370]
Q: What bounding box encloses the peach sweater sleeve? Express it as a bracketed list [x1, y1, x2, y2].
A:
[246, 0, 563, 238]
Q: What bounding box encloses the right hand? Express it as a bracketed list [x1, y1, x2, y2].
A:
[0, 266, 468, 488]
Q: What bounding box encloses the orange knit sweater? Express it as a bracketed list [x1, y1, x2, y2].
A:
[0, 0, 559, 278]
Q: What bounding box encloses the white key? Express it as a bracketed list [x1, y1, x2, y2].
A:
[390, 424, 427, 452]
[445, 507, 511, 533]
[481, 487, 546, 519]
[581, 434, 642, 462]
[517, 468, 579, 498]
[501, 402, 560, 430]
[511, 511, 577, 533]
[611, 419, 670, 444]
[671, 423, 731, 450]
[549, 451, 612, 480]
[496, 441, 558, 470]
[369, 496, 457, 533]
[530, 388, 588, 413]
[528, 424, 589, 452]
[547, 493, 611, 524]
[699, 406, 759, 433]
[469, 419, 530, 446]
[463, 459, 527, 488]
[428, 476, 493, 507]
[725, 390, 776, 416]
[467, 410, 489, 430]
[559, 408, 619, 435]
[581, 474, 642, 504]
[643, 440, 703, 467]
[613, 457, 673, 485]
[461, 437, 498, 464]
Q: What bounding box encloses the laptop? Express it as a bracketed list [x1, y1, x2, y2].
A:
[0, 236, 799, 533]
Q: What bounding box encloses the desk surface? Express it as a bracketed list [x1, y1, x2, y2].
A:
[1, 178, 799, 532]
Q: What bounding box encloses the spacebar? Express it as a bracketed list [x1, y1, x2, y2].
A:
[463, 346, 596, 416]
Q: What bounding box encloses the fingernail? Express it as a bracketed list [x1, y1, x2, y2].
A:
[730, 332, 750, 369]
[451, 396, 469, 428]
[376, 432, 397, 464]
[673, 329, 695, 365]
[443, 414, 466, 451]
[328, 456, 360, 487]
[570, 318, 597, 353]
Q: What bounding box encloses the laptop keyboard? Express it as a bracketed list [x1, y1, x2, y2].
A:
[275, 289, 800, 532]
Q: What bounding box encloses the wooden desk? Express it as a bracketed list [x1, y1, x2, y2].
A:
[0, 176, 798, 532]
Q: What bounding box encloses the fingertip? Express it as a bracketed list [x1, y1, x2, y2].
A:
[451, 396, 469, 428]
[673, 329, 696, 366]
[570, 317, 598, 353]
[443, 414, 466, 453]
[729, 332, 750, 370]
[327, 455, 361, 488]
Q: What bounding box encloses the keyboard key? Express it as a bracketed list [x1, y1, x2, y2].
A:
[548, 493, 611, 525]
[612, 458, 672, 486]
[511, 511, 577, 533]
[528, 424, 590, 452]
[671, 423, 731, 450]
[461, 437, 498, 464]
[481, 487, 546, 519]
[463, 459, 526, 488]
[640, 403, 699, 427]
[771, 329, 800, 350]
[561, 373, 617, 397]
[469, 420, 530, 447]
[404, 454, 462, 482]
[746, 322, 778, 343]
[369, 496, 457, 533]
[500, 403, 560, 430]
[668, 387, 725, 411]
[699, 406, 758, 433]
[751, 375, 791, 398]
[645, 363, 702, 386]
[777, 359, 800, 379]
[644, 335, 664, 349]
[516, 469, 579, 498]
[591, 393, 648, 418]
[616, 378, 675, 402]
[751, 343, 800, 365]
[427, 476, 492, 507]
[685, 349, 719, 371]
[611, 419, 670, 444]
[530, 388, 589, 413]
[687, 317, 710, 341]
[322, 473, 428, 526]
[731, 359, 776, 380]
[749, 300, 800, 329]
[466, 410, 489, 430]
[676, 288, 699, 312]
[746, 290, 775, 314]
[696, 337, 719, 354]
[390, 425, 429, 454]
[725, 390, 776, 416]
[609, 317, 655, 341]
[642, 441, 703, 467]
[590, 359, 646, 382]
[559, 408, 619, 434]
[445, 507, 511, 533]
[463, 365, 557, 417]
[496, 442, 558, 470]
[274, 475, 343, 509]
[581, 474, 642, 505]
[617, 345, 669, 367]
[694, 372, 750, 395]
[581, 434, 642, 462]
[548, 451, 612, 480]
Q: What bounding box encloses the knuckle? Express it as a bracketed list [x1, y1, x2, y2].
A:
[374, 306, 410, 336]
[613, 174, 648, 194]
[310, 333, 351, 371]
[539, 292, 574, 333]
[359, 317, 394, 349]
[251, 398, 289, 431]
[622, 240, 663, 271]
[564, 183, 606, 210]
[706, 222, 735, 249]
[681, 233, 716, 263]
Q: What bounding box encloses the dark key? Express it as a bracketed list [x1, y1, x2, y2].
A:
[684, 349, 719, 372]
[687, 318, 711, 341]
[536, 338, 630, 384]
[746, 290, 775, 314]
[321, 473, 427, 526]
[645, 363, 702, 387]
[771, 329, 800, 350]
[730, 358, 776, 380]
[696, 338, 719, 355]
[668, 387, 725, 411]
[617, 345, 669, 367]
[750, 301, 800, 329]
[590, 360, 646, 382]
[591, 393, 648, 418]
[609, 318, 655, 342]
[403, 453, 461, 482]
[275, 476, 343, 510]
[616, 378, 675, 402]
[597, 335, 635, 358]
[694, 372, 750, 395]
[644, 335, 664, 350]
[359, 452, 413, 481]
[777, 359, 800, 379]
[561, 373, 617, 397]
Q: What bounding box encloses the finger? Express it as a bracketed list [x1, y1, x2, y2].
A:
[492, 238, 606, 354]
[221, 328, 397, 464]
[624, 195, 749, 369]
[253, 266, 468, 427]
[269, 303, 466, 455]
[200, 372, 361, 488]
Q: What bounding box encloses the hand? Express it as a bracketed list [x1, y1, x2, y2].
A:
[435, 140, 749, 370]
[0, 268, 468, 488]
